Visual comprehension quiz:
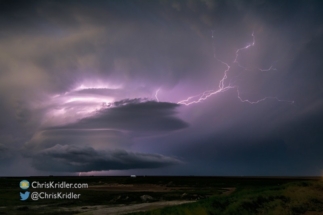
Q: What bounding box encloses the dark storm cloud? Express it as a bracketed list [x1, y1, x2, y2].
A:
[1, 0, 323, 176]
[22, 98, 187, 173]
[0, 0, 230, 95]
[173, 130, 323, 176]
[52, 100, 188, 133]
[0, 143, 10, 160]
[24, 129, 131, 152]
[164, 98, 323, 176]
[31, 144, 181, 172]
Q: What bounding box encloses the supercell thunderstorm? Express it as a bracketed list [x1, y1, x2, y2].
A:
[2, 0, 323, 177]
[44, 32, 294, 128]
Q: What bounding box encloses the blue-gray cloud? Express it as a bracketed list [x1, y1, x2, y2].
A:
[31, 144, 181, 172]
[52, 99, 189, 133]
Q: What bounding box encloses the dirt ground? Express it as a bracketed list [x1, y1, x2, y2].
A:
[62, 200, 196, 215]
[56, 185, 235, 215]
[221, 187, 236, 195]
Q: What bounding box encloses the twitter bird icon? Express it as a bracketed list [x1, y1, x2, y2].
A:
[20, 191, 30, 201]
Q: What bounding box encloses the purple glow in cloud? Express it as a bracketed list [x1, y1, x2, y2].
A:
[39, 32, 294, 130]
[177, 32, 294, 106]
[42, 32, 293, 128]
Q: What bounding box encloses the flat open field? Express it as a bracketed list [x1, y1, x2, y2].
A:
[0, 176, 322, 215]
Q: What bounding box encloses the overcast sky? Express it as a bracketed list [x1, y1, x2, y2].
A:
[1, 0, 323, 176]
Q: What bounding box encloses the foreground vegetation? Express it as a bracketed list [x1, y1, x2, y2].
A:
[0, 177, 322, 215]
[129, 180, 323, 215]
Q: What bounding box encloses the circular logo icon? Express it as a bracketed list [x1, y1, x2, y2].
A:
[20, 180, 30, 189]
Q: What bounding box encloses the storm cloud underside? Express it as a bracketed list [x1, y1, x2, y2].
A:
[0, 0, 323, 175]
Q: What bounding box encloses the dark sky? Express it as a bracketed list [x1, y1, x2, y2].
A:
[1, 0, 323, 176]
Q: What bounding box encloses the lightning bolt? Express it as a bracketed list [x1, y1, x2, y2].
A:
[258, 65, 277, 72]
[177, 31, 294, 106]
[155, 88, 160, 102]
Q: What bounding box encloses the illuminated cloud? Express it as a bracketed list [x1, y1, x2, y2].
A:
[23, 98, 187, 173]
[51, 99, 188, 133]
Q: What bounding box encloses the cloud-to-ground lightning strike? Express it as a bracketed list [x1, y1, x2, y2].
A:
[177, 32, 294, 106]
[155, 88, 160, 102]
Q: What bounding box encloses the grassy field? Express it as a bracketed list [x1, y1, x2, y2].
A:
[0, 176, 322, 215]
[129, 179, 323, 215]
